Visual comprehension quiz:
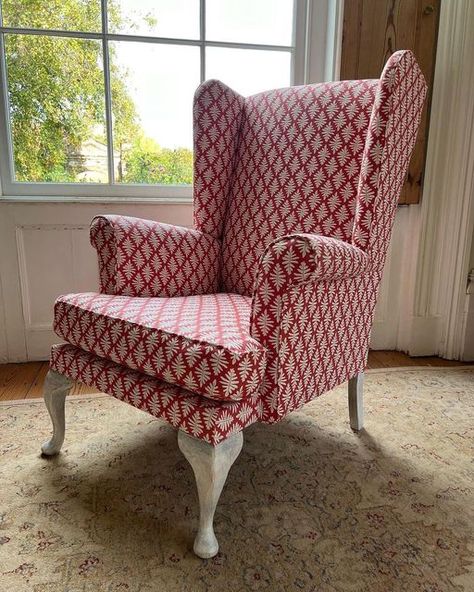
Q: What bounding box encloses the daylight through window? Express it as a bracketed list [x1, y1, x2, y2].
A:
[0, 0, 297, 191]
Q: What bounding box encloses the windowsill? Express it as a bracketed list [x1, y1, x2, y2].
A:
[0, 195, 413, 207]
[0, 195, 194, 205]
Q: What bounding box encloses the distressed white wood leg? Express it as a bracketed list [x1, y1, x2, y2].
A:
[348, 372, 364, 431]
[41, 370, 73, 456]
[178, 430, 243, 559]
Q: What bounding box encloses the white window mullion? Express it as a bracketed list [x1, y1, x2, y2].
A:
[101, 0, 115, 185]
[292, 0, 307, 85]
[304, 0, 343, 84]
[200, 0, 206, 83]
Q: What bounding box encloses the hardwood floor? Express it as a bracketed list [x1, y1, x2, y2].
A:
[0, 352, 470, 402]
[366, 350, 469, 369]
[0, 362, 99, 402]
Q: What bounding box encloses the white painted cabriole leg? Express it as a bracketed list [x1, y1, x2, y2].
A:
[348, 372, 364, 431]
[41, 370, 73, 456]
[178, 430, 243, 559]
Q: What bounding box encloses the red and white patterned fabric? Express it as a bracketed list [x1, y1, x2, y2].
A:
[54, 292, 266, 402]
[250, 234, 371, 421]
[220, 79, 378, 295]
[90, 215, 221, 297]
[250, 51, 427, 422]
[50, 344, 262, 445]
[51, 50, 427, 444]
[193, 80, 245, 238]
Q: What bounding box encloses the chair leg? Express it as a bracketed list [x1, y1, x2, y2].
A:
[348, 372, 364, 431]
[178, 429, 243, 559]
[41, 370, 73, 456]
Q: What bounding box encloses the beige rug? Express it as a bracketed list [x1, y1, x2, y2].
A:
[1, 368, 473, 592]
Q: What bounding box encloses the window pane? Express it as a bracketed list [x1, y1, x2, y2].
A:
[108, 0, 200, 39]
[206, 0, 294, 46]
[4, 34, 107, 183]
[206, 47, 291, 96]
[2, 0, 102, 32]
[109, 42, 199, 185]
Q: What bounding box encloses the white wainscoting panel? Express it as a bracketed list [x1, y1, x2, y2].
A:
[0, 201, 194, 361]
[0, 271, 7, 363]
[16, 224, 100, 359]
[370, 207, 414, 350]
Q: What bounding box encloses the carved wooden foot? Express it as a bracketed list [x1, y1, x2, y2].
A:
[178, 430, 243, 559]
[41, 370, 73, 456]
[348, 372, 364, 431]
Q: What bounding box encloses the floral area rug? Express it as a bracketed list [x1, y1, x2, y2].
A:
[1, 368, 473, 592]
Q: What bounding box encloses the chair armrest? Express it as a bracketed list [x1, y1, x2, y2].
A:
[90, 215, 221, 297]
[250, 234, 372, 422]
[251, 233, 370, 341]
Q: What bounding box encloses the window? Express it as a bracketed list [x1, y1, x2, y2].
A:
[0, 0, 308, 198]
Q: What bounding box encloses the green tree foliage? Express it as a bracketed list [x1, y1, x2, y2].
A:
[123, 136, 193, 185]
[2, 0, 192, 185]
[5, 33, 106, 182]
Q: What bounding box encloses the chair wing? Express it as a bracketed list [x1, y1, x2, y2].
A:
[192, 79, 245, 239]
[352, 50, 428, 259]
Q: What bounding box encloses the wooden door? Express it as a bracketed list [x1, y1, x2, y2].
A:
[340, 0, 440, 204]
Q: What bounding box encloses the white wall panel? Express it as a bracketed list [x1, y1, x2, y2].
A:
[17, 225, 91, 329]
[371, 207, 417, 350]
[0, 202, 193, 361]
[14, 224, 101, 360]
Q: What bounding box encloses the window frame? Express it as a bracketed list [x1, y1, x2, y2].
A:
[0, 0, 329, 201]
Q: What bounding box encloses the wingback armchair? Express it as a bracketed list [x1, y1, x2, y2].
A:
[42, 50, 427, 558]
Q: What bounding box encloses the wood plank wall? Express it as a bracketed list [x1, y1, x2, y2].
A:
[340, 0, 440, 204]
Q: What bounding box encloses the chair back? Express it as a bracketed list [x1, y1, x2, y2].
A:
[193, 51, 427, 296]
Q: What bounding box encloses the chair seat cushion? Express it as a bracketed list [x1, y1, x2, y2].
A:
[50, 343, 263, 445]
[53, 292, 267, 402]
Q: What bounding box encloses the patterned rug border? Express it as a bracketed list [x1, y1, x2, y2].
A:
[1, 365, 472, 407]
